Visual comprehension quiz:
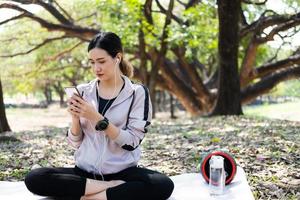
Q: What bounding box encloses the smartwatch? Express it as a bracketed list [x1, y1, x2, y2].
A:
[95, 117, 109, 131]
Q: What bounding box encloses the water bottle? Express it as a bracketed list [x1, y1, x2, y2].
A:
[209, 155, 225, 196]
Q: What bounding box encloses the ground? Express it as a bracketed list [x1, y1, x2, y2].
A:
[0, 103, 299, 200]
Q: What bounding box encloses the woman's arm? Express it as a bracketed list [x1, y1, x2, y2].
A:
[70, 117, 81, 136]
[66, 98, 84, 148]
[112, 85, 152, 151]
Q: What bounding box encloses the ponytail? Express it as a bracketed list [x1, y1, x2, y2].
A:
[119, 58, 134, 78]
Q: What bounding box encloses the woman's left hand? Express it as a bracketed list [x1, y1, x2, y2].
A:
[69, 94, 102, 122]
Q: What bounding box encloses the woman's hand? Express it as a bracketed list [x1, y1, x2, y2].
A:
[67, 94, 102, 122]
[67, 98, 80, 120]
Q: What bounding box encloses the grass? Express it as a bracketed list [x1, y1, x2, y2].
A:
[5, 104, 70, 132]
[243, 100, 300, 122]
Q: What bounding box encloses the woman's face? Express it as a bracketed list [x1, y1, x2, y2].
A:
[88, 48, 119, 81]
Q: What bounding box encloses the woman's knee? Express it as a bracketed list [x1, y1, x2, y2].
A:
[160, 176, 174, 199]
[151, 175, 174, 200]
[24, 168, 50, 195]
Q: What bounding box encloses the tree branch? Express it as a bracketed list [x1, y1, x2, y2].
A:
[242, 0, 268, 5]
[0, 37, 19, 42]
[77, 12, 97, 22]
[256, 54, 300, 78]
[53, 0, 74, 23]
[172, 46, 212, 107]
[175, 0, 187, 7]
[149, 0, 174, 94]
[10, 0, 73, 25]
[0, 3, 99, 41]
[240, 10, 249, 27]
[240, 38, 259, 87]
[240, 11, 300, 87]
[44, 41, 84, 61]
[241, 65, 300, 104]
[257, 16, 300, 43]
[144, 0, 153, 24]
[240, 11, 298, 38]
[0, 12, 26, 25]
[0, 35, 70, 58]
[266, 41, 291, 63]
[185, 0, 201, 9]
[154, 0, 185, 25]
[160, 55, 204, 113]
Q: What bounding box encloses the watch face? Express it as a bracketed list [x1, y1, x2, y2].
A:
[99, 121, 108, 129]
[96, 119, 109, 130]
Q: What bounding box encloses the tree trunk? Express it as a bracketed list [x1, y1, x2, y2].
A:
[52, 82, 65, 107]
[170, 93, 176, 119]
[148, 70, 158, 118]
[211, 0, 243, 115]
[0, 78, 11, 133]
[49, 88, 53, 103]
[138, 28, 148, 84]
[43, 85, 52, 105]
[59, 92, 64, 107]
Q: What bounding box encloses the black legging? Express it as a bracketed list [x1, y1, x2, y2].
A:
[25, 165, 174, 200]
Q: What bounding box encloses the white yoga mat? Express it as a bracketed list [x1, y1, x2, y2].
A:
[168, 166, 254, 200]
[0, 166, 254, 200]
[0, 181, 49, 200]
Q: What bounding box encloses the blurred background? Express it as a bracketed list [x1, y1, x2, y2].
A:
[0, 0, 299, 131]
[0, 2, 299, 199]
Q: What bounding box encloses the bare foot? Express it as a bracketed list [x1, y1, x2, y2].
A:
[81, 180, 125, 200]
[108, 180, 126, 188]
[81, 191, 106, 200]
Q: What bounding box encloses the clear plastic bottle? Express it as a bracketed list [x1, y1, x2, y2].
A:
[209, 155, 225, 196]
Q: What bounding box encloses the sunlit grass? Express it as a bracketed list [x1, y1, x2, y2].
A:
[243, 101, 300, 122]
[5, 104, 70, 132]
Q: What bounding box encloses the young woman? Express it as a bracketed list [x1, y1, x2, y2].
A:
[24, 32, 174, 200]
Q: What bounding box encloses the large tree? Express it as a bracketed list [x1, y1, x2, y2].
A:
[211, 0, 243, 115]
[0, 78, 11, 132]
[0, 0, 300, 132]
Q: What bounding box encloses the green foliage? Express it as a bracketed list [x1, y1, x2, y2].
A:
[0, 0, 219, 94]
[95, 0, 142, 50]
[0, 2, 95, 97]
[273, 79, 300, 97]
[254, 45, 272, 67]
[168, 2, 218, 62]
[0, 0, 299, 102]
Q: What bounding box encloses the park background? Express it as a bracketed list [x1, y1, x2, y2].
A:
[0, 0, 299, 199]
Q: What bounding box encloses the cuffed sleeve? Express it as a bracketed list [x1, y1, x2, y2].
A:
[113, 84, 152, 151]
[66, 128, 83, 149]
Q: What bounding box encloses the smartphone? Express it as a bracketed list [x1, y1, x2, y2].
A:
[64, 86, 82, 99]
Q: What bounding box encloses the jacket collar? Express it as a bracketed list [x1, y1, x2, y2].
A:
[110, 75, 135, 107]
[85, 75, 135, 114]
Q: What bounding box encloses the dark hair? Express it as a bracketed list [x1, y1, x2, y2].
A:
[88, 32, 134, 78]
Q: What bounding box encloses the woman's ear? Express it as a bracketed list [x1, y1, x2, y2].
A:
[115, 53, 122, 64]
[116, 57, 120, 64]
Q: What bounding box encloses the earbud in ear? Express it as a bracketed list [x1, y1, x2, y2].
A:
[116, 58, 120, 64]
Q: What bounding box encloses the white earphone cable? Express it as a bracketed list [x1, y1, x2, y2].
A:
[85, 57, 120, 178]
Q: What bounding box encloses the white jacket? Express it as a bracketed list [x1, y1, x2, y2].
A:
[66, 75, 152, 175]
